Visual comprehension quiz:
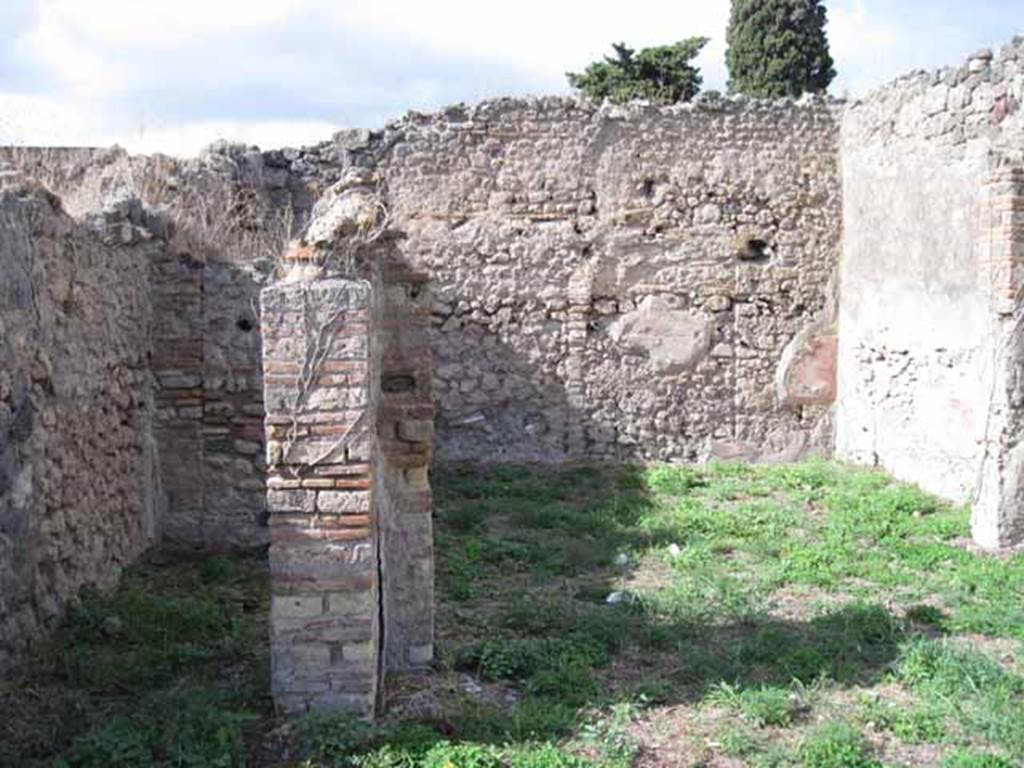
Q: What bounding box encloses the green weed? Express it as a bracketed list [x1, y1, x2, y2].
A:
[798, 722, 882, 768]
[707, 682, 803, 727]
[940, 749, 1017, 767]
[897, 640, 1024, 758]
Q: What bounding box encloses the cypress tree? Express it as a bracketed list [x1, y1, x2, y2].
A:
[726, 0, 836, 98]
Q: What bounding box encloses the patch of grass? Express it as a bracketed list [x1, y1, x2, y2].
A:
[707, 682, 803, 727]
[645, 464, 705, 495]
[56, 687, 256, 768]
[8, 460, 1023, 767]
[716, 725, 766, 757]
[701, 603, 901, 688]
[428, 462, 1023, 767]
[1, 551, 269, 768]
[857, 696, 950, 745]
[294, 711, 375, 765]
[896, 639, 1024, 759]
[904, 603, 948, 629]
[461, 636, 609, 706]
[199, 554, 235, 584]
[471, 637, 610, 681]
[798, 722, 882, 768]
[578, 700, 643, 768]
[940, 748, 1018, 767]
[506, 743, 593, 768]
[294, 711, 593, 767]
[60, 584, 247, 690]
[436, 532, 487, 601]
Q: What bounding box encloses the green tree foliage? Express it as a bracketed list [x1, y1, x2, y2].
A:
[567, 38, 709, 105]
[726, 0, 836, 98]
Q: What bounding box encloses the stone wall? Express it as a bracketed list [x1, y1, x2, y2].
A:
[370, 97, 843, 464]
[1, 98, 846, 479]
[837, 39, 1024, 547]
[0, 145, 340, 546]
[0, 174, 157, 674]
[0, 98, 845, 681]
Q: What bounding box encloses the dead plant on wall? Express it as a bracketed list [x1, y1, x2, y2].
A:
[273, 180, 389, 475]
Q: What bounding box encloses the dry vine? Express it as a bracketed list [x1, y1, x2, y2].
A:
[278, 283, 370, 474]
[276, 187, 388, 474]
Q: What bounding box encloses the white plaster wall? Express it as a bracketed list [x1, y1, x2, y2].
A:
[836, 151, 995, 504]
[837, 38, 1024, 547]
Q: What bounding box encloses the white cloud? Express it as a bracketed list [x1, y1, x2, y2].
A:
[0, 91, 107, 146]
[19, 0, 319, 99]
[0, 0, 1019, 155]
[123, 118, 338, 156]
[20, 8, 113, 98]
[35, 0, 308, 48]
[828, 0, 904, 95]
[332, 0, 731, 87]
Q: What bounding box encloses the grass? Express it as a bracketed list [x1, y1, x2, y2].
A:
[2, 460, 1022, 766]
[0, 550, 270, 768]
[421, 461, 1023, 767]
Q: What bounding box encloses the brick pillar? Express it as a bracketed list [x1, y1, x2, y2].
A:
[261, 277, 381, 717]
[378, 267, 435, 673]
[975, 164, 1024, 548]
[150, 246, 205, 540]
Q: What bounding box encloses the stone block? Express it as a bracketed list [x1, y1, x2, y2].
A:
[326, 590, 375, 615]
[404, 466, 429, 489]
[273, 616, 375, 644]
[270, 542, 375, 585]
[408, 643, 434, 666]
[607, 297, 713, 374]
[272, 594, 324, 619]
[280, 642, 331, 666]
[397, 419, 434, 443]
[268, 488, 317, 513]
[343, 641, 376, 662]
[317, 490, 372, 514]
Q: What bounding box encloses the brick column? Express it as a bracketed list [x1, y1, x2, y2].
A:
[378, 267, 435, 673]
[975, 164, 1024, 548]
[150, 246, 204, 541]
[261, 277, 381, 717]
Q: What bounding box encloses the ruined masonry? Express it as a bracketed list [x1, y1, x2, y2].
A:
[2, 39, 1024, 717]
[262, 279, 382, 716]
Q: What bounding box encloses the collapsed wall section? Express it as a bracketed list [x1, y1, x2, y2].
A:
[837, 40, 1024, 547]
[0, 175, 157, 674]
[372, 97, 843, 464]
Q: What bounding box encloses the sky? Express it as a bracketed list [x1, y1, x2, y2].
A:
[0, 0, 1020, 156]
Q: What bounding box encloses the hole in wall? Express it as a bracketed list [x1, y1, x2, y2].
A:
[382, 374, 416, 394]
[737, 238, 773, 264]
[236, 317, 254, 333]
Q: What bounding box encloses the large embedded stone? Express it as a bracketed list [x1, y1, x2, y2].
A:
[304, 175, 382, 247]
[607, 297, 713, 373]
[778, 327, 838, 408]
